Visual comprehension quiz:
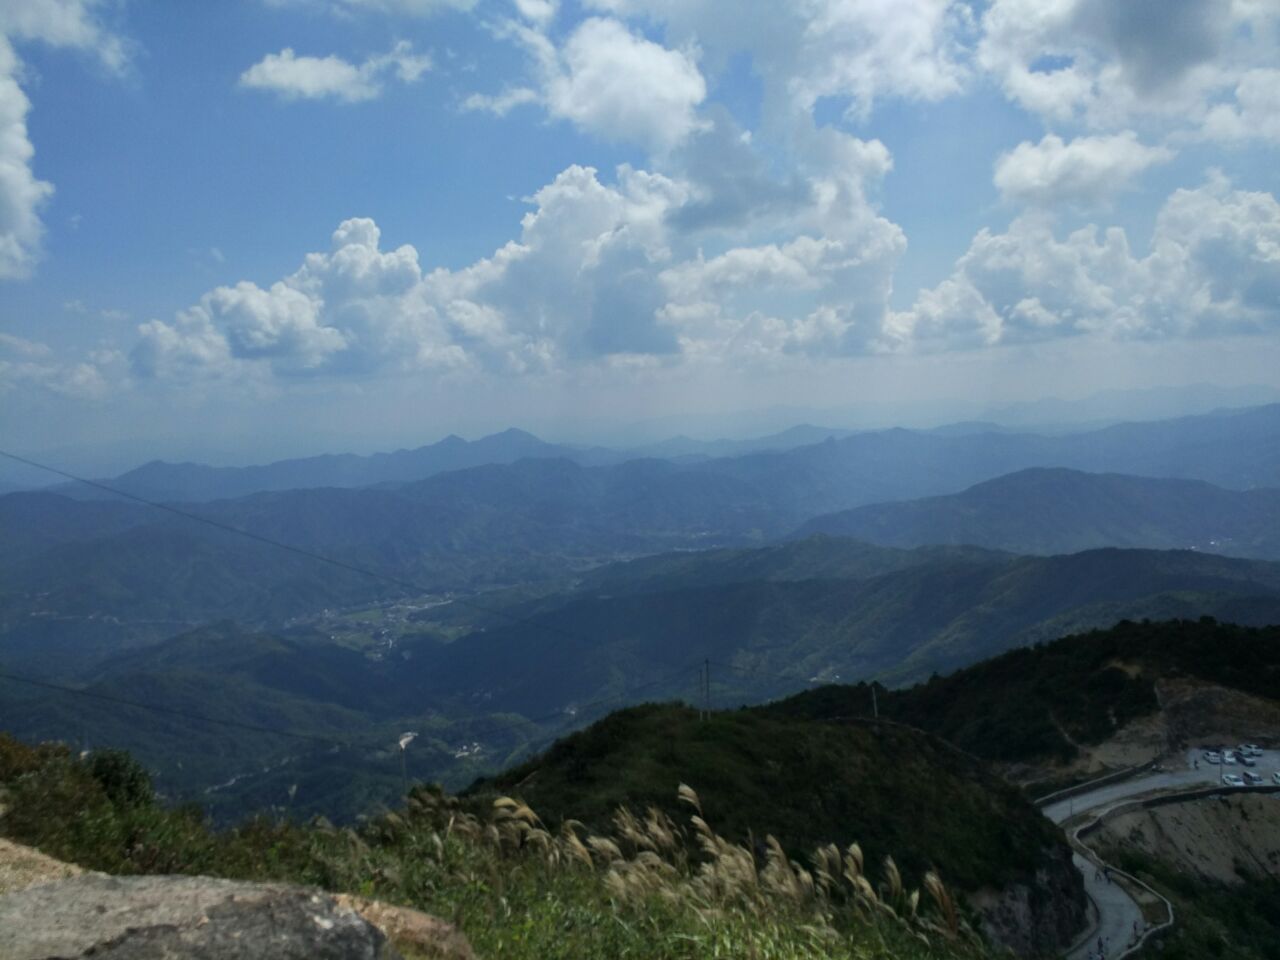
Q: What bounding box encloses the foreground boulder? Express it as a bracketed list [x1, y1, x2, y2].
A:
[0, 873, 474, 960]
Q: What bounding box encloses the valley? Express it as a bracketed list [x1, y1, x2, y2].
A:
[3, 406, 1280, 957]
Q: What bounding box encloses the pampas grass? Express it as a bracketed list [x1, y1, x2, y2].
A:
[394, 782, 985, 957]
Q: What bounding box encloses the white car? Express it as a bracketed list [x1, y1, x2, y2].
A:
[1243, 771, 1263, 785]
[1204, 752, 1222, 764]
[1222, 773, 1246, 787]
[1273, 771, 1280, 785]
[1222, 753, 1238, 765]
[1241, 743, 1262, 755]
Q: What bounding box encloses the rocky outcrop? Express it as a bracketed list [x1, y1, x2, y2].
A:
[969, 844, 1088, 958]
[0, 874, 475, 960]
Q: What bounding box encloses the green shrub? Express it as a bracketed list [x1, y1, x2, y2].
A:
[87, 749, 154, 809]
[0, 735, 995, 960]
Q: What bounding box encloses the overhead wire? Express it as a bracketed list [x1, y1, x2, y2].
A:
[0, 449, 725, 745]
[0, 447, 619, 649]
[0, 448, 857, 764]
[0, 668, 353, 746]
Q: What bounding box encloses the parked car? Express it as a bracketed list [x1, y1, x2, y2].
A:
[1273, 771, 1280, 785]
[1241, 755, 1258, 766]
[1223, 753, 1238, 764]
[1204, 752, 1222, 764]
[1222, 773, 1246, 787]
[1243, 771, 1263, 785]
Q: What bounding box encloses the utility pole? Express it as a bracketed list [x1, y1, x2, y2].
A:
[398, 732, 417, 795]
[871, 682, 879, 721]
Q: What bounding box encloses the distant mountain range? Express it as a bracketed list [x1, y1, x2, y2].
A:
[37, 424, 861, 504]
[47, 428, 603, 503]
[796, 468, 1280, 560]
[693, 403, 1280, 522]
[5, 403, 1280, 658]
[25, 401, 1280, 507]
[621, 423, 858, 461]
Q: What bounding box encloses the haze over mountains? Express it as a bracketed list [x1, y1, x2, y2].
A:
[797, 468, 1280, 559]
[34, 425, 863, 503]
[5, 401, 1280, 818]
[14, 399, 1280, 506]
[1, 405, 1277, 639]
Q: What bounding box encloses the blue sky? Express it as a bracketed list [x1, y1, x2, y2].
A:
[2, 0, 1279, 469]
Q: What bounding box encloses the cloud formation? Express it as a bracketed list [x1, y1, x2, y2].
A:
[0, 0, 126, 279]
[894, 175, 1280, 349]
[1201, 69, 1280, 144]
[264, 0, 477, 14]
[16, 0, 1280, 411]
[994, 132, 1173, 206]
[583, 0, 970, 120]
[0, 332, 116, 398]
[468, 16, 706, 152]
[0, 38, 53, 279]
[978, 0, 1278, 137]
[240, 41, 430, 103]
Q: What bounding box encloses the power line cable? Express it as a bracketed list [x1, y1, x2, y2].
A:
[0, 450, 807, 761]
[0, 658, 705, 752]
[0, 668, 352, 746]
[0, 448, 628, 649]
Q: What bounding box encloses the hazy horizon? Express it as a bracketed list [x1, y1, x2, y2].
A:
[3, 379, 1279, 486]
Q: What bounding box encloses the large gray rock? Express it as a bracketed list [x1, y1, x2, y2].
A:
[0, 874, 407, 960]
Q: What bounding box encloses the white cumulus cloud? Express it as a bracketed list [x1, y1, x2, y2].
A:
[470, 16, 706, 153]
[263, 0, 477, 14]
[0, 0, 128, 72]
[0, 0, 127, 280]
[240, 41, 430, 103]
[128, 142, 912, 384]
[0, 331, 117, 398]
[582, 0, 971, 121]
[1201, 69, 1280, 144]
[0, 38, 53, 280]
[894, 175, 1280, 350]
[979, 0, 1279, 136]
[994, 132, 1173, 206]
[547, 18, 706, 150]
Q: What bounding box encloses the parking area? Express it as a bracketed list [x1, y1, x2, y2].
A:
[1187, 743, 1280, 788]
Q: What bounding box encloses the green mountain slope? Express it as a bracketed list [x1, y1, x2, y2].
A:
[476, 703, 1064, 893]
[399, 544, 1280, 717]
[771, 618, 1280, 768]
[472, 702, 1086, 954]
